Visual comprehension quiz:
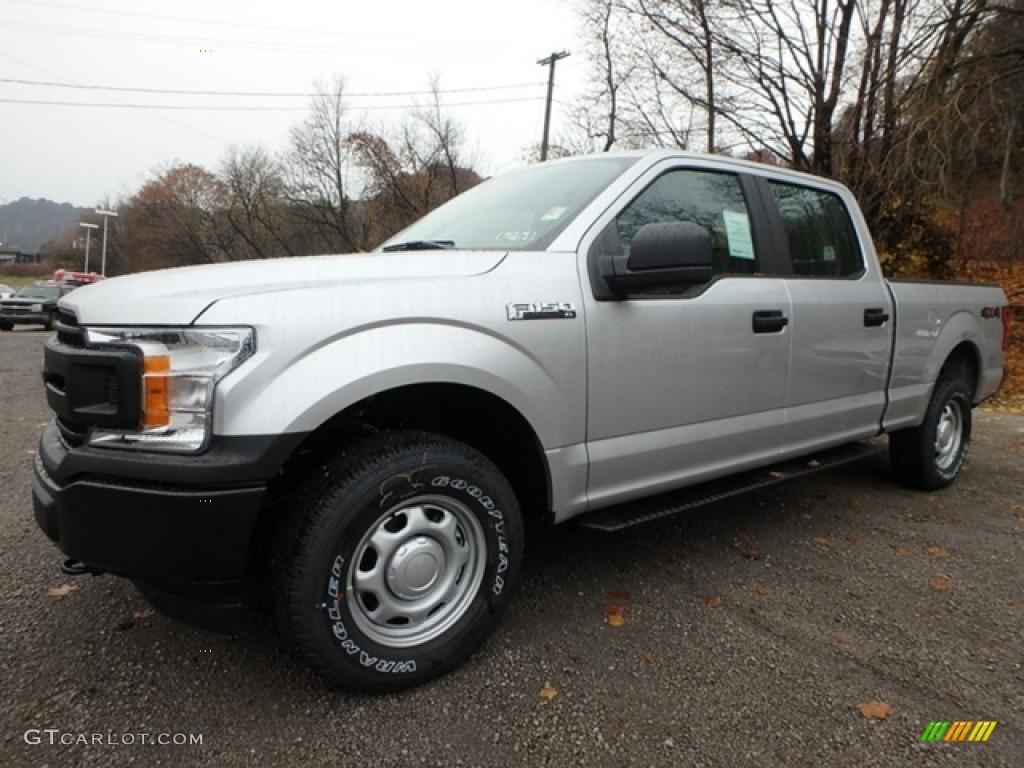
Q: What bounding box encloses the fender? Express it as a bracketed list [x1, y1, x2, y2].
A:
[884, 307, 986, 431]
[195, 259, 588, 453]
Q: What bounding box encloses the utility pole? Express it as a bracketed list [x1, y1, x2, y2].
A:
[537, 50, 570, 162]
[78, 222, 98, 272]
[95, 209, 118, 276]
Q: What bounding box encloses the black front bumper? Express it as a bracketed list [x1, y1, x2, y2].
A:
[33, 421, 304, 632]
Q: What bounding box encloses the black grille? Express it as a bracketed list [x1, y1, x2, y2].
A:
[55, 309, 84, 347]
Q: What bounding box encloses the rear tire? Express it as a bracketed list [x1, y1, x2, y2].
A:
[272, 431, 523, 693]
[890, 372, 972, 490]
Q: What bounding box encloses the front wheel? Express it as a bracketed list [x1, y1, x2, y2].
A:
[273, 431, 524, 693]
[890, 373, 973, 490]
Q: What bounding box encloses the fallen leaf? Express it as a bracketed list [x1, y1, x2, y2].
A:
[807, 459, 821, 468]
[924, 545, 951, 559]
[831, 632, 853, 645]
[132, 608, 155, 621]
[857, 700, 894, 720]
[46, 584, 78, 598]
[813, 536, 831, 546]
[742, 548, 762, 561]
[1010, 600, 1024, 609]
[705, 595, 723, 607]
[919, 605, 940, 618]
[641, 652, 655, 666]
[754, 584, 771, 597]
[539, 682, 558, 701]
[929, 573, 953, 592]
[894, 545, 913, 556]
[607, 589, 632, 601]
[846, 535, 863, 544]
[603, 603, 627, 627]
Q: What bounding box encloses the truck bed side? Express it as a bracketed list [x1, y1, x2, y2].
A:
[884, 279, 1006, 431]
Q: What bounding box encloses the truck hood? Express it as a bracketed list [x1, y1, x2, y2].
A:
[59, 251, 507, 326]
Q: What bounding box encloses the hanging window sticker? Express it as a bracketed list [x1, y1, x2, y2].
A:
[823, 245, 837, 262]
[722, 210, 755, 260]
[540, 206, 568, 222]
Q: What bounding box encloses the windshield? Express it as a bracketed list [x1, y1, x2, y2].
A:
[15, 284, 60, 300]
[380, 156, 639, 252]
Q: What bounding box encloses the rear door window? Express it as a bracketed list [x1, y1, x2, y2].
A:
[766, 182, 863, 277]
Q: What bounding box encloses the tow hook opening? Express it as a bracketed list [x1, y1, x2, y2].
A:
[61, 558, 104, 577]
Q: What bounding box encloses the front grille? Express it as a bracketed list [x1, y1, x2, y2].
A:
[56, 309, 85, 347]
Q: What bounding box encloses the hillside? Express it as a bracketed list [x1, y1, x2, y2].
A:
[0, 198, 87, 253]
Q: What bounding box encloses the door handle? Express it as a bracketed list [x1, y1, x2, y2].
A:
[752, 310, 789, 334]
[864, 307, 890, 327]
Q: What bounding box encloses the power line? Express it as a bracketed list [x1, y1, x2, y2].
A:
[0, 76, 544, 99]
[0, 95, 545, 111]
[0, 0, 532, 52]
[0, 20, 527, 59]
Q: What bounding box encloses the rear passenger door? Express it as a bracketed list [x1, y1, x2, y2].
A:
[583, 163, 792, 510]
[758, 178, 894, 451]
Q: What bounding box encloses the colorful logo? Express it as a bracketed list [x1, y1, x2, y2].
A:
[920, 721, 997, 742]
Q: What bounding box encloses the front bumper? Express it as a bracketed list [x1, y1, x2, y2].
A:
[32, 421, 304, 632]
[0, 309, 51, 325]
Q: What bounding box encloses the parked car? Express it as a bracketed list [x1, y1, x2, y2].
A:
[34, 150, 1009, 693]
[0, 281, 77, 330]
[0, 283, 15, 299]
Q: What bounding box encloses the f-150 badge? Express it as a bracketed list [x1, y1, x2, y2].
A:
[506, 302, 578, 321]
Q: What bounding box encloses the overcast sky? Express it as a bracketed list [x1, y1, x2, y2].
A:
[0, 0, 585, 207]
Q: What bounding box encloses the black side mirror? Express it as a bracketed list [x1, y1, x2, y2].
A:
[604, 221, 713, 296]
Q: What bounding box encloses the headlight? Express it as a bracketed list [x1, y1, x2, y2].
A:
[83, 326, 255, 453]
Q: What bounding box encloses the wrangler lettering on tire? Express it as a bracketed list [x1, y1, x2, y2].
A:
[272, 431, 524, 693]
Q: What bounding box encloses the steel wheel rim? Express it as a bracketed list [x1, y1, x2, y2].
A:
[346, 495, 486, 648]
[934, 400, 963, 471]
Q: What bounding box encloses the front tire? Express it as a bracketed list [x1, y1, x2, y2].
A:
[890, 372, 973, 490]
[273, 431, 524, 693]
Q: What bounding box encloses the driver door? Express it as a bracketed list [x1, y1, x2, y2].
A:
[582, 165, 792, 509]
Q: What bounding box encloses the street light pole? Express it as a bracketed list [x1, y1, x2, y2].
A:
[95, 209, 118, 276]
[78, 222, 98, 273]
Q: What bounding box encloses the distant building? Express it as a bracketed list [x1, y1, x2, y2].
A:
[0, 247, 40, 264]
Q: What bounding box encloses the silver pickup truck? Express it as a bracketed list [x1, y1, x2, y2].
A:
[33, 150, 1009, 692]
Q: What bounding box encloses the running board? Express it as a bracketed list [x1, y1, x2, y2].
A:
[578, 441, 885, 532]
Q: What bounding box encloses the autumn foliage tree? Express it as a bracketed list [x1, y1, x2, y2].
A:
[110, 76, 480, 272]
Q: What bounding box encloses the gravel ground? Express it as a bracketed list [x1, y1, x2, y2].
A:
[1, 327, 1022, 767]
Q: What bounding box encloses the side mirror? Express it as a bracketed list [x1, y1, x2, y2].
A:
[604, 221, 713, 296]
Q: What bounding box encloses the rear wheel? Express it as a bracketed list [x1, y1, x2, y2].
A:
[890, 371, 973, 490]
[272, 431, 523, 693]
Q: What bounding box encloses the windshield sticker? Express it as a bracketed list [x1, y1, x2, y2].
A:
[540, 206, 568, 222]
[496, 231, 536, 243]
[722, 210, 755, 260]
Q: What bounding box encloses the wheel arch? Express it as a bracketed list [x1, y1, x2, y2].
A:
[265, 382, 552, 530]
[939, 341, 981, 402]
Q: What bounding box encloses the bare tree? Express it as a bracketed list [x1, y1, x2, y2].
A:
[221, 146, 299, 259]
[284, 75, 362, 253]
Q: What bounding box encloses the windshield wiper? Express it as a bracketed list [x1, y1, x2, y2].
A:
[381, 240, 455, 252]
